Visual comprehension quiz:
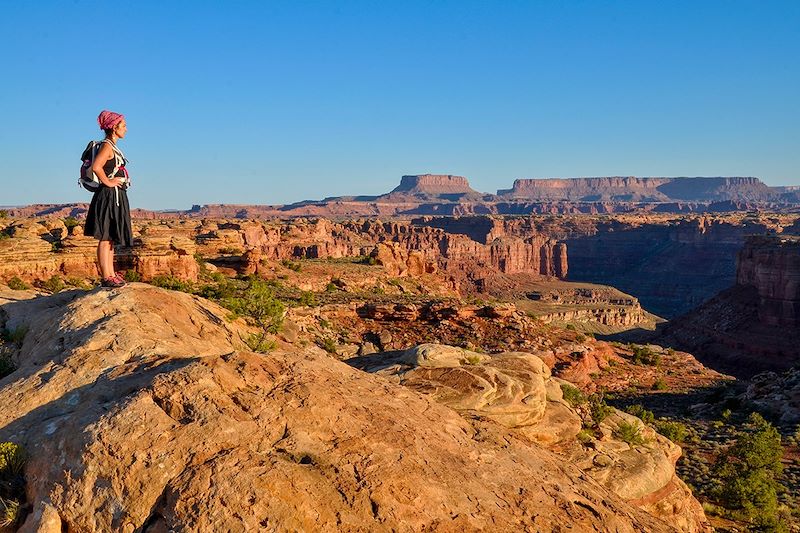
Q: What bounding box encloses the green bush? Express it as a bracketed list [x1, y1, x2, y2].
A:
[40, 275, 65, 294]
[630, 344, 661, 366]
[589, 392, 613, 425]
[325, 281, 338, 293]
[281, 259, 303, 272]
[243, 332, 276, 353]
[1, 326, 28, 348]
[0, 443, 25, 477]
[0, 210, 7, 219]
[711, 413, 786, 531]
[614, 420, 646, 446]
[6, 277, 28, 291]
[0, 350, 15, 379]
[576, 429, 594, 444]
[63, 216, 79, 230]
[221, 279, 284, 334]
[151, 275, 193, 293]
[298, 291, 317, 307]
[123, 270, 141, 283]
[0, 441, 25, 529]
[651, 377, 668, 391]
[318, 337, 337, 354]
[218, 247, 243, 256]
[654, 420, 689, 443]
[560, 383, 585, 407]
[625, 404, 655, 425]
[575, 334, 586, 343]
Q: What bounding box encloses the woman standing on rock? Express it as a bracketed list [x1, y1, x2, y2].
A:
[84, 110, 133, 288]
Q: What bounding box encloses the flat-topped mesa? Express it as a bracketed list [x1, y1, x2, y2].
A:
[499, 176, 774, 202]
[389, 174, 478, 196]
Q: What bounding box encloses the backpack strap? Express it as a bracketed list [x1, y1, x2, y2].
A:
[100, 139, 126, 178]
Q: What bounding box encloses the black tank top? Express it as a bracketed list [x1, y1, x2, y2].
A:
[102, 142, 125, 178]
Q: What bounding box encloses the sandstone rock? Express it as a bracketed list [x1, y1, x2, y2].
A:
[0, 286, 671, 532]
[352, 345, 709, 532]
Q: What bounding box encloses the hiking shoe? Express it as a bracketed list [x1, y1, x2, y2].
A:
[101, 276, 126, 289]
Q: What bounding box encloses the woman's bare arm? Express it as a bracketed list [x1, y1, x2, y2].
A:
[91, 143, 122, 187]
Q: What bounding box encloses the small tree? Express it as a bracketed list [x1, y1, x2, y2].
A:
[712, 413, 787, 531]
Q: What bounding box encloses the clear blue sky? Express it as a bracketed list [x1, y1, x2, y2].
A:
[1, 0, 798, 210]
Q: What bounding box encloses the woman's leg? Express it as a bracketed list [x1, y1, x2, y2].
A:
[97, 240, 113, 278]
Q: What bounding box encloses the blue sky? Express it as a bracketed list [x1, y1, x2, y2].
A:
[1, 0, 798, 210]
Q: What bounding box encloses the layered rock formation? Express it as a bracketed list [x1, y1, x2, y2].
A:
[385, 174, 481, 198]
[0, 220, 199, 284]
[736, 236, 800, 327]
[498, 177, 776, 203]
[350, 344, 709, 532]
[0, 284, 685, 532]
[658, 236, 800, 375]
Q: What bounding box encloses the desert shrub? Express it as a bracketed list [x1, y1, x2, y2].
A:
[0, 496, 21, 528]
[720, 408, 732, 421]
[576, 429, 594, 444]
[462, 353, 483, 365]
[151, 275, 193, 293]
[40, 275, 65, 294]
[560, 383, 585, 407]
[218, 247, 243, 255]
[575, 334, 586, 343]
[1, 326, 28, 348]
[0, 443, 25, 477]
[196, 277, 238, 301]
[654, 420, 689, 443]
[50, 240, 64, 253]
[281, 259, 302, 272]
[356, 255, 378, 266]
[123, 270, 141, 282]
[565, 324, 576, 331]
[63, 216, 79, 230]
[625, 404, 655, 425]
[630, 344, 661, 366]
[298, 291, 317, 307]
[614, 421, 646, 446]
[0, 210, 7, 219]
[588, 392, 613, 425]
[0, 350, 14, 379]
[65, 277, 90, 289]
[325, 282, 338, 293]
[0, 441, 25, 529]
[318, 337, 337, 354]
[6, 277, 28, 291]
[243, 332, 276, 353]
[651, 377, 668, 390]
[221, 279, 284, 335]
[711, 413, 786, 531]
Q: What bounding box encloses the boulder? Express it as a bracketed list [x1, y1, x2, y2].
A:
[0, 286, 669, 532]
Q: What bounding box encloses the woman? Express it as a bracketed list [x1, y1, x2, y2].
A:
[84, 110, 133, 288]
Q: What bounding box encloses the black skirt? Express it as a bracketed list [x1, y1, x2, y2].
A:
[84, 186, 133, 246]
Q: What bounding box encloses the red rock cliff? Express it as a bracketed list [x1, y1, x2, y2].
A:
[736, 236, 800, 327]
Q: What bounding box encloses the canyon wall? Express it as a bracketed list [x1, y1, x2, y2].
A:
[657, 236, 800, 375]
[736, 236, 800, 327]
[0, 217, 567, 288]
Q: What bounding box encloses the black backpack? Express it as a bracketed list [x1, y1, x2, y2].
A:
[78, 140, 127, 192]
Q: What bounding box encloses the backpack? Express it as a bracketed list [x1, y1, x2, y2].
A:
[78, 140, 128, 192]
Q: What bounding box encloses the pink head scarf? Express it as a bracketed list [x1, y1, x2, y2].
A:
[98, 110, 124, 130]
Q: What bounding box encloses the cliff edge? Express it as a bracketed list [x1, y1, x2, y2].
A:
[0, 285, 699, 532]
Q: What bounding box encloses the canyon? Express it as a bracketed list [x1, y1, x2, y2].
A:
[1, 176, 799, 530]
[657, 235, 800, 376]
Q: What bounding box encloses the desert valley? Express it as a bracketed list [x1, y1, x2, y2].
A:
[1, 175, 799, 532]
